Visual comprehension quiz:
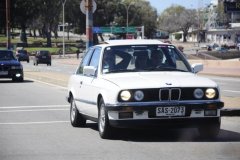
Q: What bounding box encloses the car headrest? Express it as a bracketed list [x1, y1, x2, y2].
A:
[133, 50, 148, 57]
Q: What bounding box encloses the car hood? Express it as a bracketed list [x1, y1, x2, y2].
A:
[0, 59, 20, 65]
[102, 72, 217, 89]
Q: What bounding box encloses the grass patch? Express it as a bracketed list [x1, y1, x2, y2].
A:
[205, 50, 240, 59]
[25, 46, 78, 55]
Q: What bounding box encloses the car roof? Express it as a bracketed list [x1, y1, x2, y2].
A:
[98, 39, 170, 47]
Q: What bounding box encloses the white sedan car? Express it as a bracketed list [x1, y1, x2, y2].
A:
[67, 40, 224, 139]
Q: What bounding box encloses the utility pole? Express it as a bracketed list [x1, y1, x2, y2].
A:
[6, 0, 11, 50]
[86, 0, 93, 49]
[62, 0, 67, 57]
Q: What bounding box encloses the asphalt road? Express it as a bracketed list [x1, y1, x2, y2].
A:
[0, 78, 240, 160]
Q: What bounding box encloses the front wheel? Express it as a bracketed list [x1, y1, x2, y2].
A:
[98, 98, 112, 139]
[70, 96, 86, 127]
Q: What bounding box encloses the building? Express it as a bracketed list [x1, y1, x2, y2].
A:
[172, 0, 240, 45]
[205, 0, 240, 45]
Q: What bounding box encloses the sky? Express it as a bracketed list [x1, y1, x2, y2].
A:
[148, 0, 212, 14]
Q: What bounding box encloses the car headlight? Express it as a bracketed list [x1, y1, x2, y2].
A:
[134, 90, 144, 101]
[205, 88, 216, 99]
[120, 90, 131, 101]
[194, 88, 204, 99]
[11, 65, 22, 69]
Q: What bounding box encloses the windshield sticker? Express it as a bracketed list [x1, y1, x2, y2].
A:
[158, 45, 167, 48]
[132, 46, 147, 48]
[168, 45, 175, 49]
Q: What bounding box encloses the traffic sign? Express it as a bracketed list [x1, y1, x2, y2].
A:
[93, 27, 137, 33]
[80, 0, 97, 14]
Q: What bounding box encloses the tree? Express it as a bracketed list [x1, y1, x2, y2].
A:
[39, 0, 62, 47]
[12, 0, 39, 43]
[178, 9, 197, 42]
[216, 2, 230, 28]
[158, 5, 185, 33]
[109, 0, 158, 38]
[0, 0, 6, 34]
[158, 5, 197, 42]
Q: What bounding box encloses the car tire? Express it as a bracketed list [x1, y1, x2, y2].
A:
[27, 60, 29, 63]
[198, 117, 221, 138]
[98, 98, 112, 139]
[70, 96, 86, 127]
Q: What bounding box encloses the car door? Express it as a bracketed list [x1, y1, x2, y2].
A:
[72, 47, 94, 114]
[79, 47, 101, 118]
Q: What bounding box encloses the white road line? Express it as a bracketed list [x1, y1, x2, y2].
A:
[0, 121, 69, 125]
[0, 105, 68, 109]
[0, 108, 68, 113]
[25, 77, 68, 90]
[223, 90, 240, 93]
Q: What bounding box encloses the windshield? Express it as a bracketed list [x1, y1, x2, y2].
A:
[102, 45, 191, 74]
[39, 51, 49, 56]
[0, 50, 15, 60]
[18, 50, 28, 54]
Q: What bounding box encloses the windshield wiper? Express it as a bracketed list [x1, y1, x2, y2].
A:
[106, 69, 137, 73]
[145, 66, 188, 72]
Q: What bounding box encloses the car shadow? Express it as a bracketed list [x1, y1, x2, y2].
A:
[0, 79, 34, 83]
[86, 123, 240, 142]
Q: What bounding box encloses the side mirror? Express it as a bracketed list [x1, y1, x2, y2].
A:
[83, 66, 97, 76]
[191, 63, 203, 73]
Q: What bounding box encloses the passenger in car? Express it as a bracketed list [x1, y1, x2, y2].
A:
[134, 51, 149, 70]
[149, 50, 163, 68]
[103, 49, 131, 72]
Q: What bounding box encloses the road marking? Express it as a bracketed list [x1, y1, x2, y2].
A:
[0, 108, 68, 113]
[0, 105, 68, 109]
[24, 76, 68, 90]
[0, 121, 68, 125]
[223, 90, 240, 93]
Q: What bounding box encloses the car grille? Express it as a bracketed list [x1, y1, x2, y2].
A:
[0, 65, 10, 71]
[159, 88, 181, 101]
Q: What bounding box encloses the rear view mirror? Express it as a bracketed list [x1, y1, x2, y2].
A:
[191, 63, 203, 73]
[83, 66, 97, 76]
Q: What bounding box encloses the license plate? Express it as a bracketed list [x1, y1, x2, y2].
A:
[0, 71, 8, 75]
[156, 106, 185, 117]
[42, 56, 46, 58]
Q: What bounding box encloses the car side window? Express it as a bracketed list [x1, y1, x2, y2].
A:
[89, 47, 101, 69]
[76, 47, 94, 75]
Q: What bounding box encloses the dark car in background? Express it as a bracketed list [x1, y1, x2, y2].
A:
[0, 50, 24, 82]
[33, 50, 51, 66]
[16, 49, 30, 63]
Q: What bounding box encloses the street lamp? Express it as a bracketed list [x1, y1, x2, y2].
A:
[62, 0, 67, 57]
[120, 2, 134, 35]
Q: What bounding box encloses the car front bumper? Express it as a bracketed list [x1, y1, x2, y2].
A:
[0, 69, 23, 79]
[105, 100, 224, 128]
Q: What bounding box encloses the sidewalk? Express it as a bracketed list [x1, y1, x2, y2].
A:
[189, 59, 240, 77]
[24, 57, 240, 116]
